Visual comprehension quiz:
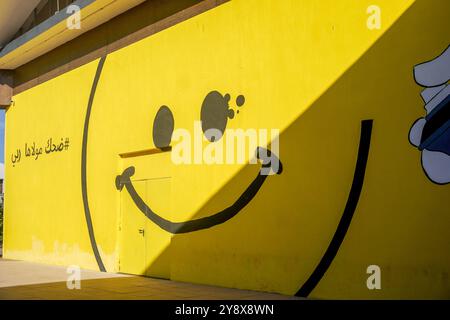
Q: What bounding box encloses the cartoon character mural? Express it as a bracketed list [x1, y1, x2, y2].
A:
[409, 45, 450, 184]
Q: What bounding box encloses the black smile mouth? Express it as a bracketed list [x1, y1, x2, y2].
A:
[115, 146, 282, 234]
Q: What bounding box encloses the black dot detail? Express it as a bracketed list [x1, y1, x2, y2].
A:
[236, 95, 245, 107]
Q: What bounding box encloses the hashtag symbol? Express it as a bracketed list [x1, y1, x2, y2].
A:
[65, 138, 70, 150]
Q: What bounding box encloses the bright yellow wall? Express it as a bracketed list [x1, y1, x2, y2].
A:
[4, 0, 450, 299]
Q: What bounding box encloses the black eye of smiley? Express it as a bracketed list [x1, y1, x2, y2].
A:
[201, 91, 245, 142]
[152, 105, 174, 149]
[152, 91, 246, 149]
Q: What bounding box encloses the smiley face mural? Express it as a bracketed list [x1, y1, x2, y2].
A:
[4, 0, 450, 299]
[114, 90, 283, 235]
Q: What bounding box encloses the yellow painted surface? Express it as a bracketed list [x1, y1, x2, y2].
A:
[4, 0, 450, 298]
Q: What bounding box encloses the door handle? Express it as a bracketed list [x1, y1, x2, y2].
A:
[138, 228, 145, 236]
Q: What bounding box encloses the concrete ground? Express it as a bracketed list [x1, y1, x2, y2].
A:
[0, 259, 300, 300]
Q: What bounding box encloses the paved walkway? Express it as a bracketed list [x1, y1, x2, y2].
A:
[0, 259, 300, 300]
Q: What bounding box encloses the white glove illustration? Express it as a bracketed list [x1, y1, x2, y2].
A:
[409, 45, 450, 184]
